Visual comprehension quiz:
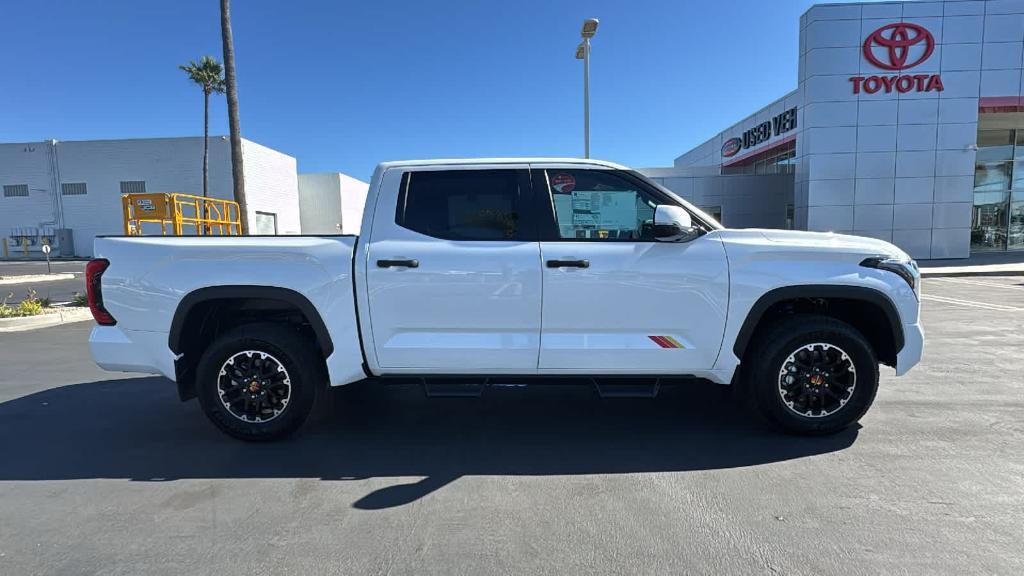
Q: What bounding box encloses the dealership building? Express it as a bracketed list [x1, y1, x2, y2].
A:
[652, 0, 1024, 258]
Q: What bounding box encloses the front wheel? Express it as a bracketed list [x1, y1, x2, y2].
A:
[195, 323, 323, 441]
[743, 315, 879, 435]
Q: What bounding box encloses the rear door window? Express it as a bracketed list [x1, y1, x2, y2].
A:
[396, 169, 523, 241]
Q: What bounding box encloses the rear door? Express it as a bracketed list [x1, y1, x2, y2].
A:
[363, 165, 542, 373]
[533, 166, 729, 373]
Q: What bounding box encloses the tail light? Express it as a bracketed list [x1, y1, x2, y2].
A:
[85, 258, 116, 326]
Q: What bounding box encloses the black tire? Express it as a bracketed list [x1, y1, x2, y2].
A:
[195, 323, 324, 441]
[742, 314, 879, 435]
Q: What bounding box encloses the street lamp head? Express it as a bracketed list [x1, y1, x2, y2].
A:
[575, 43, 585, 59]
[581, 18, 599, 38]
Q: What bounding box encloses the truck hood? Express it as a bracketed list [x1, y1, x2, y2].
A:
[715, 229, 911, 261]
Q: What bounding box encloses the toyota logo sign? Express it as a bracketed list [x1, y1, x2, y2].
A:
[863, 23, 935, 71]
[721, 138, 742, 158]
[849, 22, 943, 95]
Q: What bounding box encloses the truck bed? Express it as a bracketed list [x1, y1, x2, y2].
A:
[89, 235, 366, 387]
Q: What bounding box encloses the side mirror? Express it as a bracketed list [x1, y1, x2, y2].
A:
[653, 205, 699, 242]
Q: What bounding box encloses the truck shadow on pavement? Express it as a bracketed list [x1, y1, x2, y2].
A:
[0, 377, 858, 509]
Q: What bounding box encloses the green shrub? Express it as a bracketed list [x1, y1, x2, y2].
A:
[0, 289, 46, 318]
[71, 292, 89, 307]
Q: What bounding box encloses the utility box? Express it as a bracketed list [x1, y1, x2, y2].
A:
[56, 228, 75, 257]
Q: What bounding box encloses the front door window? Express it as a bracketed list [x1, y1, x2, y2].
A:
[545, 169, 659, 240]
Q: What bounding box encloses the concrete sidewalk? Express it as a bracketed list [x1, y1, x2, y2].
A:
[918, 251, 1024, 277]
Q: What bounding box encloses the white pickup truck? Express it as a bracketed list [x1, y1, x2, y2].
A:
[87, 158, 923, 440]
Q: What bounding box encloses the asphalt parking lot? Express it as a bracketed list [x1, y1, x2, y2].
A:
[0, 260, 86, 304]
[0, 276, 1022, 575]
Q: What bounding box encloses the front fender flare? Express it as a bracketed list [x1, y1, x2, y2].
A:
[732, 284, 905, 359]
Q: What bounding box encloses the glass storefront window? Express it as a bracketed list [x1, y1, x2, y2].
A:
[1014, 130, 1024, 155]
[972, 127, 1024, 251]
[1010, 192, 1024, 250]
[977, 130, 1014, 162]
[722, 145, 795, 175]
[1013, 161, 1024, 189]
[971, 191, 1009, 251]
[975, 162, 1012, 191]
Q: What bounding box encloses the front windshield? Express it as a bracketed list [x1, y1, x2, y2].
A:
[627, 170, 725, 230]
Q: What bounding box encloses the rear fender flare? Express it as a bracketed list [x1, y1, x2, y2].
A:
[168, 285, 334, 357]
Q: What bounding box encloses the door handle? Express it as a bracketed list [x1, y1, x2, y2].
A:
[377, 259, 419, 268]
[546, 259, 590, 268]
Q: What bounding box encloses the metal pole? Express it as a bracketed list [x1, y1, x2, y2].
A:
[583, 37, 591, 159]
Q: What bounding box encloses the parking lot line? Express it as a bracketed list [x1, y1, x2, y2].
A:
[931, 277, 1024, 291]
[920, 293, 1024, 311]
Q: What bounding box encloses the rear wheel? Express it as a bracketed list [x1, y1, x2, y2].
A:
[196, 323, 323, 441]
[743, 315, 878, 435]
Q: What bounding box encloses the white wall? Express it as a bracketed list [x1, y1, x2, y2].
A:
[297, 173, 342, 234]
[297, 172, 368, 235]
[0, 136, 300, 255]
[338, 173, 369, 234]
[0, 142, 60, 252]
[241, 139, 301, 235]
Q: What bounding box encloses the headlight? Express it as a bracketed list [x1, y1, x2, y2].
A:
[861, 256, 920, 297]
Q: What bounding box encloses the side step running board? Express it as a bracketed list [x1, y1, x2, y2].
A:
[421, 378, 486, 398]
[418, 377, 663, 398]
[593, 378, 661, 399]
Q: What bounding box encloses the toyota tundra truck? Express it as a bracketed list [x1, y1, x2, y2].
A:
[87, 158, 923, 440]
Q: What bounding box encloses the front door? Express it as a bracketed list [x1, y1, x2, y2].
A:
[364, 166, 542, 372]
[534, 167, 730, 373]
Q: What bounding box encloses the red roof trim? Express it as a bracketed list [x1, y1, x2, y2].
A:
[979, 96, 1024, 113]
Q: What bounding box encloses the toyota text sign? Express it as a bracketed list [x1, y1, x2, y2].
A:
[848, 23, 943, 94]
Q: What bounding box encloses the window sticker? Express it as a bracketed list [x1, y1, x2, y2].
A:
[551, 172, 576, 194]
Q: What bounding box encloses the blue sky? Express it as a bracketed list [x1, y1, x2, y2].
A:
[2, 0, 828, 180]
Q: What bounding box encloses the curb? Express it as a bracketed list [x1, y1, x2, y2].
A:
[0, 307, 93, 333]
[0, 273, 76, 285]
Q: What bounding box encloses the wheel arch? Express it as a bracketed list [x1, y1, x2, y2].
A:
[168, 285, 334, 400]
[733, 285, 905, 367]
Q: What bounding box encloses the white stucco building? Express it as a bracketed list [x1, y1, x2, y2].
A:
[0, 136, 365, 256]
[660, 0, 1024, 258]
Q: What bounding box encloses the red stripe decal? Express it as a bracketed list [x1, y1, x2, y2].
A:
[649, 335, 672, 348]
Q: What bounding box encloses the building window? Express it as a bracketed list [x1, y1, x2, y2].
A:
[3, 184, 29, 197]
[253, 211, 278, 235]
[972, 129, 1024, 251]
[701, 205, 723, 224]
[61, 182, 88, 196]
[786, 204, 794, 230]
[120, 180, 146, 194]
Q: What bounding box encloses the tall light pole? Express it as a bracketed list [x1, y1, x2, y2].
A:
[576, 18, 599, 159]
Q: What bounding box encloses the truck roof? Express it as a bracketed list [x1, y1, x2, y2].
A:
[376, 158, 630, 170]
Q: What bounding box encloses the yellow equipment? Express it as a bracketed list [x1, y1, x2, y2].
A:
[122, 193, 242, 236]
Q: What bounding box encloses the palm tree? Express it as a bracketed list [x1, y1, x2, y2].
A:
[220, 0, 249, 234]
[179, 56, 225, 200]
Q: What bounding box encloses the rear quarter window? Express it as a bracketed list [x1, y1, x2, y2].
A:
[395, 169, 522, 241]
